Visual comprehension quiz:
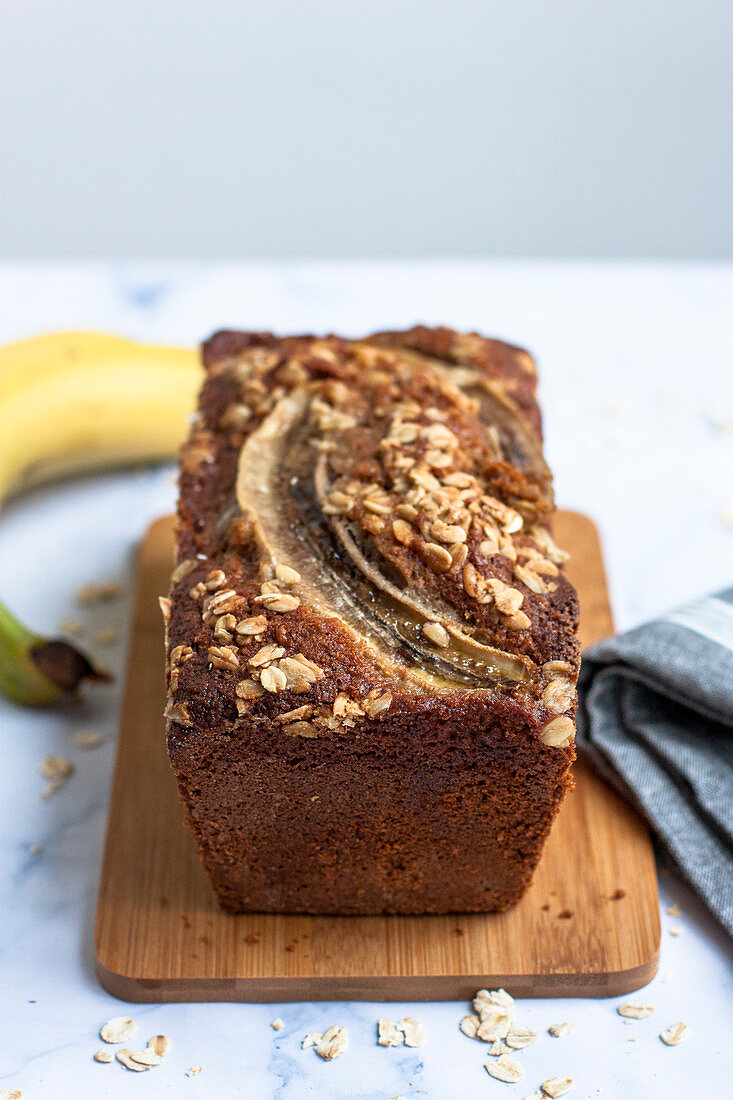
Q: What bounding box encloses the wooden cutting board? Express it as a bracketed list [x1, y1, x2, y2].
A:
[95, 512, 660, 1002]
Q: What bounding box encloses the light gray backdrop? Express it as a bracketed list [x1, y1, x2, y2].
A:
[1, 0, 731, 258]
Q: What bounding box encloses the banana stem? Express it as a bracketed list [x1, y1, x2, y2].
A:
[0, 598, 109, 706]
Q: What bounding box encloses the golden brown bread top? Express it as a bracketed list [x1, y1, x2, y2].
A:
[167, 328, 579, 748]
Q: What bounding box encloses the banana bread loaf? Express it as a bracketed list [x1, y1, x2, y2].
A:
[164, 327, 579, 915]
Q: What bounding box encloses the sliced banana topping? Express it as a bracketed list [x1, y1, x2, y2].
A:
[236, 387, 534, 687]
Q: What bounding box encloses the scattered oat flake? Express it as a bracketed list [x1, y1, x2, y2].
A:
[77, 581, 122, 604]
[313, 1025, 348, 1060]
[475, 987, 515, 1013]
[669, 926, 683, 936]
[93, 1049, 113, 1063]
[472, 986, 515, 1042]
[548, 1021, 575, 1037]
[666, 903, 681, 917]
[59, 617, 84, 637]
[477, 1009, 513, 1043]
[459, 1013, 480, 1039]
[74, 728, 104, 750]
[485, 1053, 524, 1083]
[100, 1015, 138, 1044]
[487, 1039, 510, 1055]
[40, 752, 75, 797]
[116, 1049, 148, 1072]
[523, 1093, 545, 1100]
[186, 1065, 203, 1077]
[397, 1016, 426, 1047]
[94, 626, 118, 645]
[541, 1077, 574, 1097]
[40, 754, 74, 780]
[660, 1022, 690, 1046]
[377, 1017, 404, 1046]
[618, 1003, 653, 1019]
[129, 1049, 163, 1067]
[0, 1091, 23, 1099]
[271, 1018, 284, 1031]
[147, 1034, 171, 1056]
[302, 1034, 320, 1049]
[506, 1025, 538, 1049]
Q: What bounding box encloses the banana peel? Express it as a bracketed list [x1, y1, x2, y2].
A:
[0, 330, 201, 706]
[0, 331, 200, 500]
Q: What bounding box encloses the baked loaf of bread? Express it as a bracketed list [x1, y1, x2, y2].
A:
[164, 327, 579, 915]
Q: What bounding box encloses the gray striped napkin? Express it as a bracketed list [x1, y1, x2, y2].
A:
[576, 588, 733, 935]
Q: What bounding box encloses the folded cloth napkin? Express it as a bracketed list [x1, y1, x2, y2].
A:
[576, 587, 733, 936]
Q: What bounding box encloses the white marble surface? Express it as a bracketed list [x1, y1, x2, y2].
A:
[1, 261, 732, 1098]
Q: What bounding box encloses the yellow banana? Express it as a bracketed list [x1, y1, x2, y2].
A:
[0, 331, 200, 501]
[0, 330, 201, 705]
